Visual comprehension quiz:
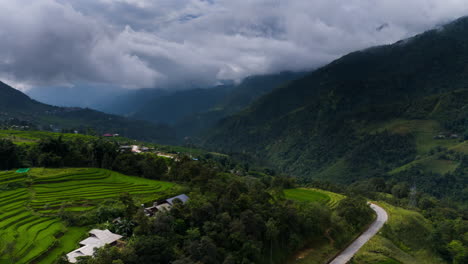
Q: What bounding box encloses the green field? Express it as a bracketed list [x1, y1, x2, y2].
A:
[0, 168, 177, 264]
[284, 188, 345, 209]
[0, 130, 97, 146]
[352, 202, 446, 264]
[0, 129, 226, 158]
[364, 119, 460, 155]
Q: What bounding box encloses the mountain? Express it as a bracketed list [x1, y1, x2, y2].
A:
[204, 17, 468, 190]
[174, 72, 306, 139]
[132, 85, 235, 125]
[0, 81, 175, 143]
[129, 72, 304, 140]
[96, 88, 171, 116]
[0, 82, 50, 113]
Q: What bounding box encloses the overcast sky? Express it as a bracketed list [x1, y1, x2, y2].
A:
[1, 0, 468, 106]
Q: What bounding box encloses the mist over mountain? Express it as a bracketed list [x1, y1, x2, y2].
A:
[204, 16, 468, 186]
[0, 3, 467, 264]
[114, 72, 304, 139]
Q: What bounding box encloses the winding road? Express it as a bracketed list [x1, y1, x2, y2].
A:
[328, 203, 388, 264]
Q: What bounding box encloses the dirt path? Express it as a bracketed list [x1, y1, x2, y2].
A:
[328, 203, 388, 264]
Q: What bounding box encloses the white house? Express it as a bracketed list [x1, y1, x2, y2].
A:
[67, 229, 122, 263]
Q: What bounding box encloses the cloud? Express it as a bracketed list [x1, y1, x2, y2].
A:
[1, 0, 468, 93]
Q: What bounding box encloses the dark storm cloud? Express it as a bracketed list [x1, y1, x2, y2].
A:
[1, 0, 468, 92]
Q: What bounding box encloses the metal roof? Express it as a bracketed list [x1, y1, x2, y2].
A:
[166, 194, 189, 205]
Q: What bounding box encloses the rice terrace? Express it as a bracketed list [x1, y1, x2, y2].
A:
[284, 188, 345, 209]
[0, 168, 177, 264]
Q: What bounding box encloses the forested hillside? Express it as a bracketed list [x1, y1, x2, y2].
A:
[0, 82, 175, 143]
[205, 17, 468, 185]
[128, 72, 303, 139]
[0, 132, 375, 264]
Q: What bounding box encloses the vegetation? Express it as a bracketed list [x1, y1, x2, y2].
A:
[202, 17, 468, 264]
[284, 188, 344, 209]
[0, 81, 175, 143]
[352, 202, 447, 264]
[0, 168, 176, 264]
[204, 17, 468, 189]
[130, 72, 304, 140]
[72, 158, 373, 264]
[0, 132, 377, 264]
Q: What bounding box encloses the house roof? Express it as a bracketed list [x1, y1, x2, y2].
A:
[156, 203, 172, 211]
[80, 229, 122, 246]
[68, 229, 122, 263]
[67, 245, 95, 263]
[166, 194, 189, 205]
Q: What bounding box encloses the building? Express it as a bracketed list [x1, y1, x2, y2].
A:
[144, 194, 189, 216]
[166, 194, 190, 205]
[119, 145, 132, 153]
[67, 229, 122, 263]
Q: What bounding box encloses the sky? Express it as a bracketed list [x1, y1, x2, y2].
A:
[1, 0, 468, 107]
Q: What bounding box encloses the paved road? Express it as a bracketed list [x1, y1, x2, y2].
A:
[328, 203, 388, 264]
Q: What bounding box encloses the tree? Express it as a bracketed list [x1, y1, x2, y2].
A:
[119, 193, 138, 219]
[0, 139, 20, 169]
[265, 218, 279, 264]
[448, 240, 468, 264]
[336, 197, 373, 231]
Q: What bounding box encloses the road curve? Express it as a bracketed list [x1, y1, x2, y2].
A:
[328, 203, 388, 264]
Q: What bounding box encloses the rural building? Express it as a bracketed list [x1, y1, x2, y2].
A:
[144, 194, 189, 216]
[119, 145, 132, 153]
[131, 145, 141, 153]
[166, 194, 190, 205]
[66, 229, 122, 263]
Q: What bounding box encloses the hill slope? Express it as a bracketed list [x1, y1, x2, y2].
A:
[0, 82, 175, 143]
[128, 72, 303, 139]
[205, 17, 468, 185]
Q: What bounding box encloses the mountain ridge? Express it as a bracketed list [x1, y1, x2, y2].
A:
[0, 81, 176, 143]
[204, 16, 468, 185]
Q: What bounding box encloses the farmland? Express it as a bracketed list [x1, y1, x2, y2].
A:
[284, 188, 345, 209]
[0, 168, 177, 264]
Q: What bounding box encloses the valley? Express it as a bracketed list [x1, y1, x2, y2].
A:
[0, 5, 466, 264]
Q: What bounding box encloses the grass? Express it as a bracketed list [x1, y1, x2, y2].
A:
[352, 202, 447, 264]
[364, 119, 460, 155]
[390, 156, 459, 175]
[0, 129, 228, 160]
[0, 168, 179, 264]
[37, 226, 89, 264]
[0, 130, 96, 146]
[451, 141, 468, 154]
[284, 188, 345, 209]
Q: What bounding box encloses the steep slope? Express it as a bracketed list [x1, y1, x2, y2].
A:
[96, 88, 170, 116]
[0, 81, 50, 112]
[205, 17, 468, 183]
[132, 85, 234, 125]
[175, 72, 305, 138]
[0, 82, 175, 143]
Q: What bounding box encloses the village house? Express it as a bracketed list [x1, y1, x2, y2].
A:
[119, 145, 132, 153]
[66, 229, 122, 263]
[144, 194, 189, 217]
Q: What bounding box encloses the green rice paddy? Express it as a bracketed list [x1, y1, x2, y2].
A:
[0, 168, 177, 264]
[284, 188, 345, 209]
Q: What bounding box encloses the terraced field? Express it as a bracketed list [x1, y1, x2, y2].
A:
[284, 188, 345, 209]
[0, 168, 177, 264]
